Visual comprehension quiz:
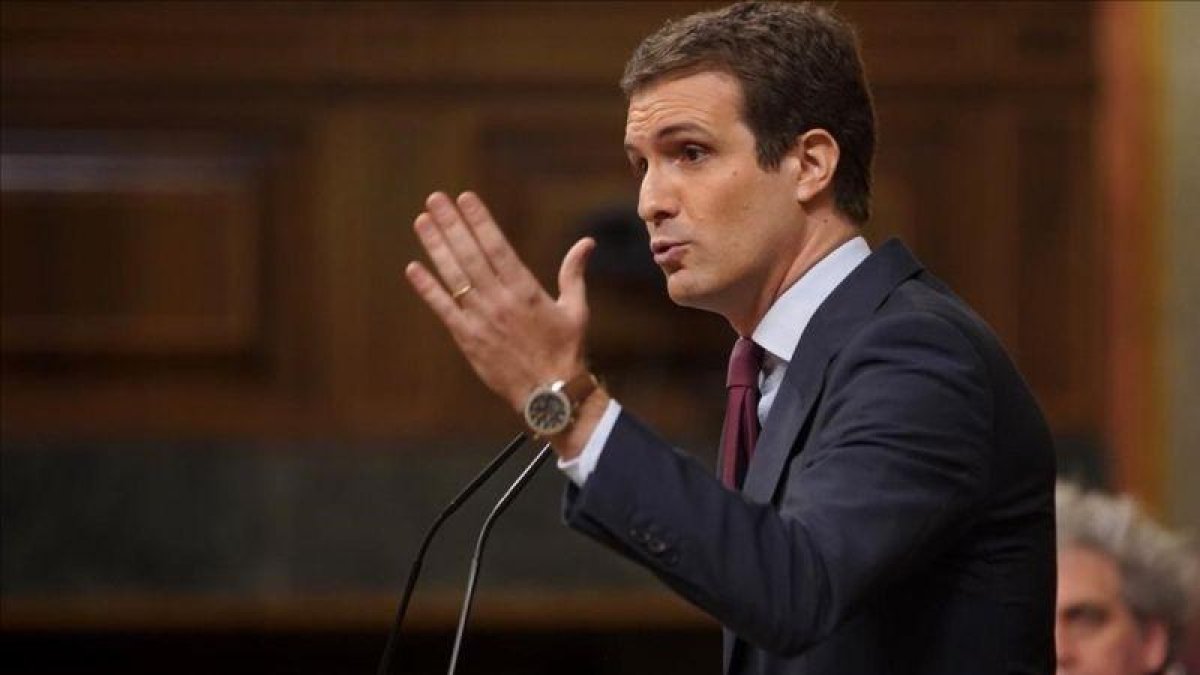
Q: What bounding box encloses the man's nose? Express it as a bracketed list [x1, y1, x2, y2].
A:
[637, 167, 679, 226]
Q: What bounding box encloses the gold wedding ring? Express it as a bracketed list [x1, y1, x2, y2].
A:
[451, 284, 475, 302]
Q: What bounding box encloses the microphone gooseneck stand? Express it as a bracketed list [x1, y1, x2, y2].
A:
[445, 443, 555, 675]
[376, 431, 529, 675]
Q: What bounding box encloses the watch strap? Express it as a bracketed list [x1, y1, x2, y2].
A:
[560, 371, 600, 409]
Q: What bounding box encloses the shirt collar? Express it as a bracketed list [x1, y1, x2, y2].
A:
[752, 236, 871, 365]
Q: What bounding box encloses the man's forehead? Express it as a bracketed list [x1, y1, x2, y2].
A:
[1058, 546, 1125, 598]
[623, 70, 742, 144]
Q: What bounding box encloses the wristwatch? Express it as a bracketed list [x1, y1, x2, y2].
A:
[522, 371, 600, 437]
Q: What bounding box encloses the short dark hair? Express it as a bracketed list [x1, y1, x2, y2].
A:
[622, 1, 876, 224]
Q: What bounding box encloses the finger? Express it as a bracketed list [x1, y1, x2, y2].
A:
[405, 260, 468, 331]
[425, 192, 499, 289]
[557, 237, 595, 321]
[413, 211, 473, 298]
[456, 191, 539, 288]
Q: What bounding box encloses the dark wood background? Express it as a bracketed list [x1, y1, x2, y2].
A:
[2, 2, 1106, 673]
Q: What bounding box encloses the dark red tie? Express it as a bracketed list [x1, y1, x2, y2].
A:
[720, 337, 764, 489]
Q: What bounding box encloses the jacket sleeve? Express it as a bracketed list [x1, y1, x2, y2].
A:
[562, 311, 993, 655]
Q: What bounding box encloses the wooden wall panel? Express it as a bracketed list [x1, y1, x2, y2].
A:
[0, 2, 1093, 89]
[846, 1, 1092, 87]
[1013, 102, 1101, 435]
[313, 105, 500, 437]
[2, 134, 263, 356]
[0, 112, 325, 436]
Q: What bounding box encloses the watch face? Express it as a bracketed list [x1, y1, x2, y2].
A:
[524, 389, 571, 436]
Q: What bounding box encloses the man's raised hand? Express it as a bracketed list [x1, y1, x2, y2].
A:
[404, 191, 596, 417]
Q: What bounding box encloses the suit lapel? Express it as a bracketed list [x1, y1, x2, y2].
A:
[741, 239, 923, 502]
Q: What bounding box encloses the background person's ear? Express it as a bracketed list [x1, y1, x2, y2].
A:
[1137, 619, 1170, 674]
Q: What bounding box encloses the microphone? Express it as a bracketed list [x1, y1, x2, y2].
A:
[445, 442, 555, 675]
[376, 431, 529, 675]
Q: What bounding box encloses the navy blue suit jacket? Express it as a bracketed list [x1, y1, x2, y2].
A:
[564, 239, 1056, 674]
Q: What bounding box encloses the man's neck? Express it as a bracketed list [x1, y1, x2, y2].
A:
[729, 213, 859, 337]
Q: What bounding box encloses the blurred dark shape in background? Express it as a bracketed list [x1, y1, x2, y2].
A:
[576, 202, 659, 288]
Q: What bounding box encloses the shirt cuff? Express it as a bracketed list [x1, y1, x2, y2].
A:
[557, 398, 622, 487]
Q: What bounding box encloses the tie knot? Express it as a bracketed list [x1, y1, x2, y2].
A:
[727, 337, 763, 389]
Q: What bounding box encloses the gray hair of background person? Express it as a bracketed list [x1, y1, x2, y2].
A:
[1056, 482, 1199, 667]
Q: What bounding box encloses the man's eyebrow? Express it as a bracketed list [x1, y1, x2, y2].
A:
[624, 122, 710, 151]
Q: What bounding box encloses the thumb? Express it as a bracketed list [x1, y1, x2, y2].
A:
[557, 237, 595, 315]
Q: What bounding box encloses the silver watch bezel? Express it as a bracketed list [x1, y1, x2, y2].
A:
[523, 380, 573, 436]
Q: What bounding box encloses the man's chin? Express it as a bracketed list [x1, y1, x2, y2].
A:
[665, 275, 715, 312]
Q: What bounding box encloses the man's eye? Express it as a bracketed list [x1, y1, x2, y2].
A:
[681, 144, 708, 162]
[631, 158, 648, 177]
[1064, 605, 1109, 629]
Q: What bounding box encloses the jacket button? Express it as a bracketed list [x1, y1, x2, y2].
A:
[647, 538, 669, 555]
[629, 527, 650, 544]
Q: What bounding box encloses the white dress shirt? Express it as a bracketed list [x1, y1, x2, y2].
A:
[559, 236, 871, 486]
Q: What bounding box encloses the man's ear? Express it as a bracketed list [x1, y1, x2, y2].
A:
[1137, 619, 1170, 674]
[792, 128, 839, 205]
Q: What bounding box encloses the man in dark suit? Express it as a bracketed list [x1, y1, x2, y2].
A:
[405, 2, 1056, 673]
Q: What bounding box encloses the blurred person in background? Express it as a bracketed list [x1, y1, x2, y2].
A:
[1056, 482, 1198, 675]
